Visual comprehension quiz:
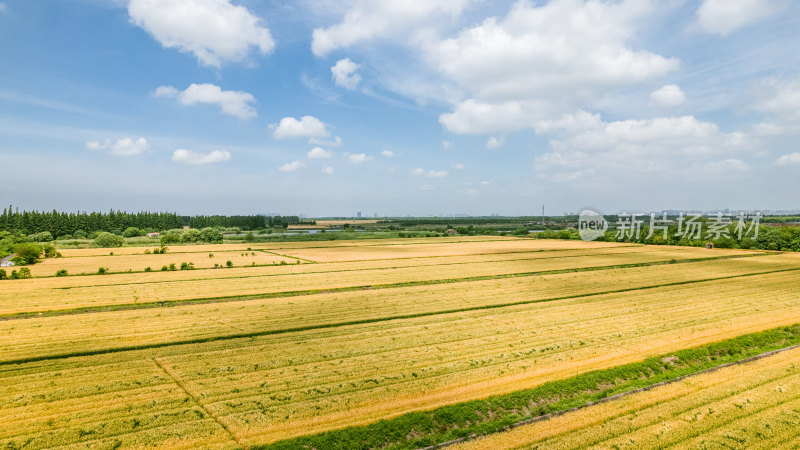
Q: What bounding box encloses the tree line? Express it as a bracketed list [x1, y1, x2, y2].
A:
[0, 207, 312, 237]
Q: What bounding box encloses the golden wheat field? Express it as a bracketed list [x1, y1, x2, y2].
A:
[2, 237, 800, 449]
[457, 344, 800, 450]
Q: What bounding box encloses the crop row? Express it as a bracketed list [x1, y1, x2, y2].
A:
[2, 270, 800, 447]
[0, 247, 768, 316]
[459, 344, 800, 449]
[2, 256, 796, 360]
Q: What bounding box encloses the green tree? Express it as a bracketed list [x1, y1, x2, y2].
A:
[122, 227, 140, 238]
[181, 228, 201, 243]
[13, 242, 42, 264]
[199, 227, 223, 243]
[160, 232, 182, 245]
[93, 232, 124, 248]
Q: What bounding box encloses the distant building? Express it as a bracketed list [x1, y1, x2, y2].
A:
[0, 255, 15, 267]
[445, 228, 457, 235]
[147, 232, 160, 238]
[357, 211, 362, 218]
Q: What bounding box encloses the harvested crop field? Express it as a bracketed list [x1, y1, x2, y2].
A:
[2, 237, 799, 449]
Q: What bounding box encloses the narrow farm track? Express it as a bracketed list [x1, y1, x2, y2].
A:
[2, 240, 800, 449]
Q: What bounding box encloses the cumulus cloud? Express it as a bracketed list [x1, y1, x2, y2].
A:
[485, 136, 505, 149]
[171, 148, 231, 164]
[0, 3, 7, 14]
[271, 116, 330, 139]
[345, 153, 372, 164]
[86, 137, 150, 156]
[128, 0, 274, 67]
[650, 84, 686, 107]
[434, 0, 678, 134]
[155, 83, 257, 119]
[381, 150, 395, 158]
[452, 163, 465, 170]
[331, 58, 362, 90]
[307, 146, 334, 159]
[534, 110, 751, 182]
[411, 168, 448, 178]
[321, 166, 335, 174]
[278, 160, 305, 172]
[696, 0, 780, 36]
[311, 0, 472, 57]
[776, 152, 800, 166]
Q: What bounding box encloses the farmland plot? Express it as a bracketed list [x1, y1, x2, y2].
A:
[0, 246, 765, 315]
[457, 344, 800, 450]
[1, 239, 798, 449]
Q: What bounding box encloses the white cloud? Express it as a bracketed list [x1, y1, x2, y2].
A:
[442, 140, 452, 149]
[411, 168, 448, 178]
[278, 160, 305, 172]
[440, 99, 548, 134]
[271, 116, 330, 139]
[346, 153, 372, 164]
[485, 135, 505, 149]
[86, 137, 150, 156]
[381, 149, 395, 158]
[155, 83, 257, 119]
[650, 84, 686, 107]
[310, 135, 343, 147]
[776, 152, 800, 166]
[321, 166, 335, 174]
[331, 58, 362, 90]
[311, 0, 472, 57]
[696, 0, 780, 36]
[171, 148, 231, 164]
[750, 78, 800, 136]
[434, 0, 678, 135]
[0, 3, 7, 14]
[307, 146, 334, 159]
[534, 110, 751, 182]
[128, 0, 274, 68]
[452, 163, 465, 170]
[465, 188, 478, 194]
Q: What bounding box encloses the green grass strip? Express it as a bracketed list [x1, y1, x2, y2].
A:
[258, 324, 800, 450]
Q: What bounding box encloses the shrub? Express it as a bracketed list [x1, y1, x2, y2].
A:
[43, 244, 58, 258]
[122, 227, 140, 238]
[226, 260, 233, 268]
[73, 230, 88, 239]
[30, 231, 54, 242]
[244, 232, 256, 243]
[93, 232, 124, 248]
[512, 228, 529, 236]
[160, 232, 182, 245]
[169, 263, 177, 271]
[55, 269, 68, 277]
[208, 253, 214, 258]
[200, 227, 223, 243]
[14, 242, 43, 264]
[180, 262, 195, 270]
[181, 228, 202, 243]
[0, 269, 6, 280]
[97, 267, 108, 275]
[161, 266, 168, 271]
[144, 249, 151, 254]
[9, 270, 17, 279]
[144, 267, 152, 272]
[17, 267, 32, 279]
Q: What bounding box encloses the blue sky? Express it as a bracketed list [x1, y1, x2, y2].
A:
[1, 0, 799, 216]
